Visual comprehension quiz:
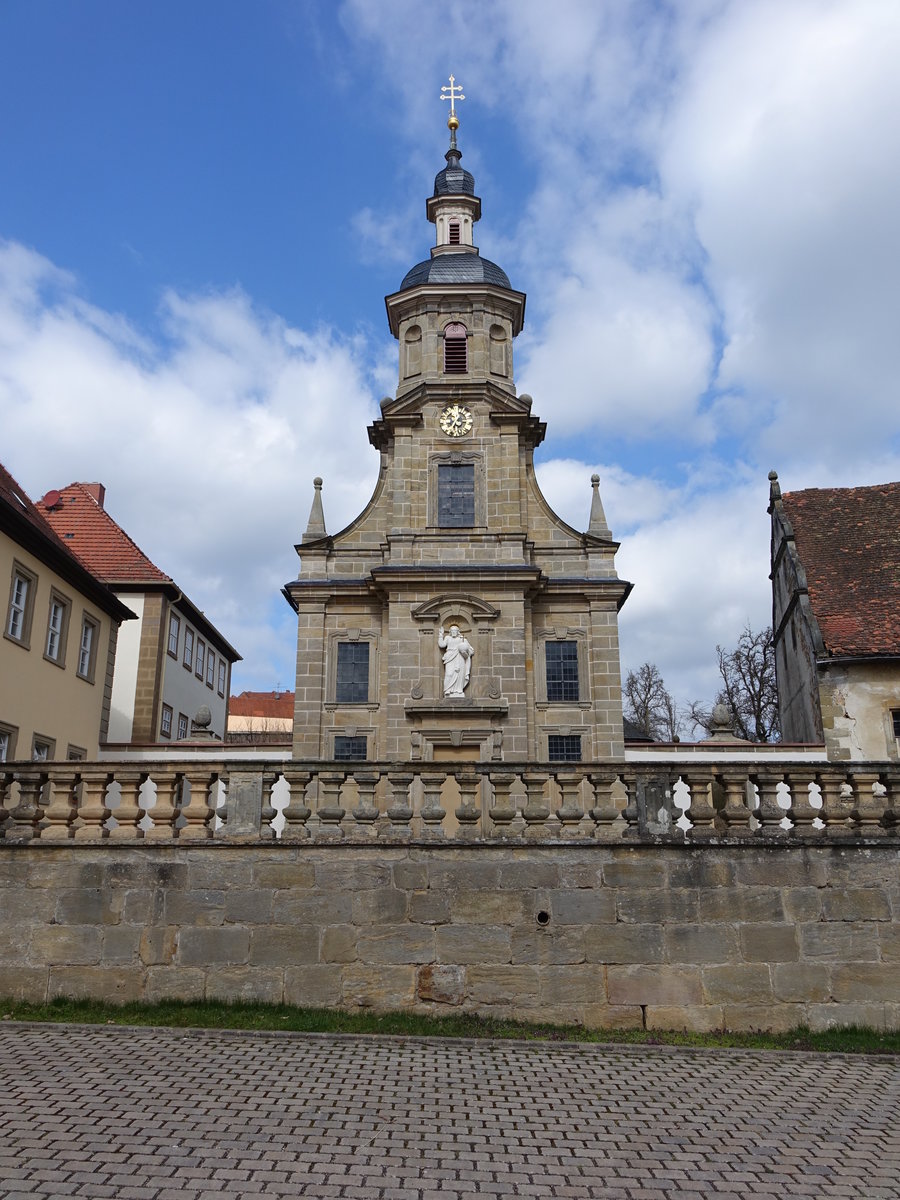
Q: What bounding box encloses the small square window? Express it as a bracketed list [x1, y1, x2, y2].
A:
[167, 613, 180, 658]
[546, 641, 579, 702]
[183, 627, 194, 670]
[336, 642, 369, 703]
[195, 639, 205, 680]
[206, 651, 215, 689]
[160, 704, 173, 739]
[334, 735, 367, 760]
[547, 734, 582, 762]
[31, 735, 55, 762]
[77, 615, 99, 682]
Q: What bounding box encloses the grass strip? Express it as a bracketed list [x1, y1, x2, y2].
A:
[2, 997, 898, 1054]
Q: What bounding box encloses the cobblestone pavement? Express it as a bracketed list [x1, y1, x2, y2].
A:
[1, 1024, 899, 1199]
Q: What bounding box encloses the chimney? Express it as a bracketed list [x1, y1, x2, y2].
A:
[83, 483, 106, 509]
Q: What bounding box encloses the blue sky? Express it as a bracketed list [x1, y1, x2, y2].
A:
[2, 1, 899, 720]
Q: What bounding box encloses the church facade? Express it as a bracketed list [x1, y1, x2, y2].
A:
[285, 108, 630, 764]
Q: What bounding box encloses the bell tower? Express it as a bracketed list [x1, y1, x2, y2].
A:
[285, 80, 630, 764]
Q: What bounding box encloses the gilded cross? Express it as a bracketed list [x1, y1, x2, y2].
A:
[440, 74, 465, 119]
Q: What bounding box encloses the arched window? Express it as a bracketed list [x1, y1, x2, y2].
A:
[443, 323, 467, 373]
[448, 219, 461, 245]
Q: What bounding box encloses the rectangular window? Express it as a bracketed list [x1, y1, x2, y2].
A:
[334, 735, 367, 760]
[336, 642, 370, 703]
[183, 627, 194, 670]
[167, 613, 180, 658]
[0, 724, 17, 762]
[893, 710, 900, 741]
[77, 616, 99, 681]
[160, 704, 173, 739]
[177, 712, 189, 740]
[6, 563, 36, 646]
[31, 735, 55, 762]
[546, 640, 579, 702]
[66, 745, 87, 761]
[547, 734, 582, 762]
[218, 660, 226, 697]
[437, 463, 475, 527]
[45, 593, 70, 663]
[195, 639, 205, 679]
[206, 651, 215, 689]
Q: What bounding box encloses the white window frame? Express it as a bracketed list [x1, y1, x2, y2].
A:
[44, 591, 70, 665]
[167, 612, 180, 658]
[77, 615, 99, 682]
[5, 562, 36, 647]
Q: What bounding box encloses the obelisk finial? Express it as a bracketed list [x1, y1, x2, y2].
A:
[440, 74, 465, 152]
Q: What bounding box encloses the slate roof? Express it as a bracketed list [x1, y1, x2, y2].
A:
[782, 482, 900, 657]
[229, 691, 295, 719]
[400, 253, 511, 291]
[37, 482, 172, 586]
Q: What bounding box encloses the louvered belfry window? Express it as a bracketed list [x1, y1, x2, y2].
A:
[443, 323, 467, 373]
[448, 220, 461, 244]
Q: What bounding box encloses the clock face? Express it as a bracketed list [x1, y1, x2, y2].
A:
[439, 403, 473, 438]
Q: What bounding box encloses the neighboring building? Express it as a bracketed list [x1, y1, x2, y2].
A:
[769, 472, 900, 760]
[284, 111, 631, 763]
[227, 690, 294, 744]
[1, 463, 135, 760]
[38, 483, 241, 744]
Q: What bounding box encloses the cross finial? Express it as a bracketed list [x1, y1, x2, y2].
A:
[440, 74, 465, 129]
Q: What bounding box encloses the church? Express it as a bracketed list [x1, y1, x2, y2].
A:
[284, 88, 631, 765]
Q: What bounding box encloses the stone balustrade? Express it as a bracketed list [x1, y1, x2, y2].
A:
[1, 758, 898, 845]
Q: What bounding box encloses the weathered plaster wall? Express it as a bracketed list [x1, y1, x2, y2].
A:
[2, 844, 898, 1032]
[819, 661, 900, 761]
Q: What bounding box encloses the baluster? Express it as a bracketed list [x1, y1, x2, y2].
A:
[0, 767, 12, 838]
[38, 766, 80, 841]
[556, 771, 586, 836]
[882, 766, 900, 830]
[753, 770, 786, 834]
[619, 767, 640, 838]
[316, 770, 346, 838]
[108, 770, 146, 841]
[848, 769, 888, 836]
[716, 767, 754, 835]
[179, 767, 218, 840]
[6, 768, 47, 843]
[142, 770, 182, 841]
[454, 771, 481, 840]
[818, 769, 854, 836]
[72, 768, 113, 841]
[589, 769, 621, 840]
[353, 770, 381, 827]
[785, 769, 819, 834]
[281, 768, 312, 839]
[258, 769, 280, 841]
[385, 771, 414, 837]
[419, 772, 447, 838]
[682, 767, 718, 837]
[521, 771, 551, 840]
[487, 772, 516, 835]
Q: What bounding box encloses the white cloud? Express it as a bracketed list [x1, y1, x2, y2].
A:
[0, 240, 380, 692]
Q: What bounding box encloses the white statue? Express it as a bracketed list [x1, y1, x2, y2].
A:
[438, 624, 473, 697]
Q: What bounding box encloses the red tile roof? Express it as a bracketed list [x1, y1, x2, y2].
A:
[37, 482, 172, 586]
[782, 482, 900, 657]
[229, 691, 295, 719]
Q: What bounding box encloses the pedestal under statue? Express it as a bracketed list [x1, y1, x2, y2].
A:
[438, 625, 474, 697]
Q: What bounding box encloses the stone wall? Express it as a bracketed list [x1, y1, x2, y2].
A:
[3, 843, 898, 1032]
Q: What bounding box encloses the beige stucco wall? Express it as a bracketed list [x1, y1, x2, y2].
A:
[819, 660, 900, 761]
[0, 532, 117, 759]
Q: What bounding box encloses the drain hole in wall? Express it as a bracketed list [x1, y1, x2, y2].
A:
[536, 910, 550, 927]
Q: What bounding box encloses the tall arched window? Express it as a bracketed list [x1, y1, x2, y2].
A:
[443, 323, 467, 373]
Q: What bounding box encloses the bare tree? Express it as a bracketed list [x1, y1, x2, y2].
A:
[623, 662, 685, 741]
[691, 625, 780, 743]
